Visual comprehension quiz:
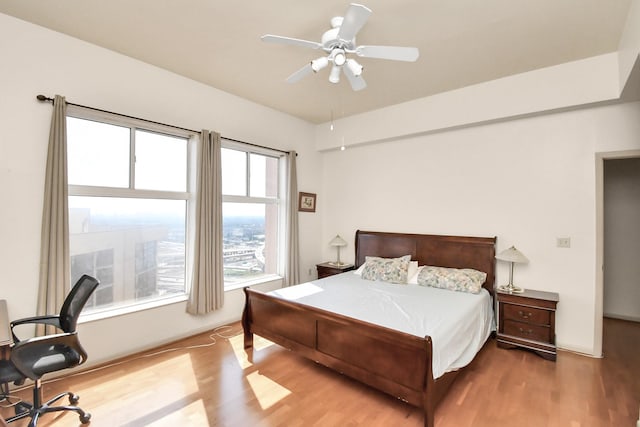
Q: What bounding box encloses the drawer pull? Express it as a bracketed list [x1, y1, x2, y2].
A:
[518, 327, 534, 335]
[518, 310, 533, 319]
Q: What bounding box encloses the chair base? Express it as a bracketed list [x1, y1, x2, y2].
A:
[5, 380, 90, 426]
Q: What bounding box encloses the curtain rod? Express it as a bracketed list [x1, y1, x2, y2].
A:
[36, 95, 294, 156]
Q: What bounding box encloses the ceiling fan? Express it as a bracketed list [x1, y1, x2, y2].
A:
[261, 3, 419, 91]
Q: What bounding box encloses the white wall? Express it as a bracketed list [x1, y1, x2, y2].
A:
[0, 14, 323, 365]
[320, 101, 640, 356]
[604, 158, 640, 321]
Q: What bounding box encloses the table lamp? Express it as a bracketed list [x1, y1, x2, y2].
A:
[329, 235, 347, 266]
[495, 246, 529, 293]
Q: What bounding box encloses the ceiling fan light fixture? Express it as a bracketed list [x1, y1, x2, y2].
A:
[311, 56, 329, 72]
[346, 58, 363, 77]
[332, 49, 346, 66]
[329, 64, 341, 83]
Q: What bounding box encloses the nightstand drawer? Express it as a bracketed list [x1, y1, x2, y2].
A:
[503, 303, 550, 326]
[503, 319, 551, 343]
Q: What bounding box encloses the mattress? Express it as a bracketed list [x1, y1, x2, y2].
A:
[268, 271, 495, 379]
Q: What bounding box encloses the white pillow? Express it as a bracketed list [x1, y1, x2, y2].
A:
[354, 264, 366, 275]
[408, 265, 424, 284]
[407, 261, 418, 281]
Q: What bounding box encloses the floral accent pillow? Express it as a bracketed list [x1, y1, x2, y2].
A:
[417, 266, 487, 294]
[361, 255, 412, 284]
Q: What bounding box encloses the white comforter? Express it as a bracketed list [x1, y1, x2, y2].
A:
[268, 271, 495, 379]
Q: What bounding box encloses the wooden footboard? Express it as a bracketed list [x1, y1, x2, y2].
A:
[242, 287, 455, 427]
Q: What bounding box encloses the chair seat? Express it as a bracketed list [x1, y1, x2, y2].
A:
[0, 360, 24, 385]
[27, 345, 82, 378]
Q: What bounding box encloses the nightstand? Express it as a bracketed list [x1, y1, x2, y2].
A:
[496, 289, 559, 361]
[316, 262, 355, 279]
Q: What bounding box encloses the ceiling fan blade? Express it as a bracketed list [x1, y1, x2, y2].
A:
[286, 63, 314, 83]
[355, 45, 419, 62]
[337, 3, 372, 42]
[261, 34, 322, 50]
[343, 65, 367, 91]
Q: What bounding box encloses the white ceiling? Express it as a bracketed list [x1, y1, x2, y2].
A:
[0, 0, 633, 124]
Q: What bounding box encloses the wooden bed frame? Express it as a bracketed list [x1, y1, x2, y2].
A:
[242, 230, 496, 427]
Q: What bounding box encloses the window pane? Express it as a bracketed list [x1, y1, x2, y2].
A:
[67, 117, 130, 188]
[223, 202, 278, 286]
[135, 130, 187, 192]
[249, 154, 278, 198]
[69, 196, 186, 312]
[221, 148, 247, 196]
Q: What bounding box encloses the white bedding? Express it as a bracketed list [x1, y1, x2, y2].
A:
[268, 271, 495, 379]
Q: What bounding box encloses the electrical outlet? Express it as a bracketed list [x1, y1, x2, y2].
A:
[556, 237, 571, 248]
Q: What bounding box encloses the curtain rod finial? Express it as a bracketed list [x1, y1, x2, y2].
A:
[36, 94, 52, 102]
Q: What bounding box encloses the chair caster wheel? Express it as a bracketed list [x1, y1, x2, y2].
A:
[80, 412, 91, 424]
[69, 394, 80, 404]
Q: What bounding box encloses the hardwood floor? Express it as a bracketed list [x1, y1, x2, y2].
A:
[1, 318, 638, 426]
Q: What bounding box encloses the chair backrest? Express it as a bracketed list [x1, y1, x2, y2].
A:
[59, 275, 100, 333]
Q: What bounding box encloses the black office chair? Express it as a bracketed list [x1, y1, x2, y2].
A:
[2, 274, 99, 426]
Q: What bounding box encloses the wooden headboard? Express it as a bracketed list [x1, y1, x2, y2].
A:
[355, 230, 497, 294]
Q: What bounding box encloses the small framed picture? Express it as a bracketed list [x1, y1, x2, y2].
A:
[298, 192, 317, 212]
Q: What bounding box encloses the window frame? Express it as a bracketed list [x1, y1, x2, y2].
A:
[66, 105, 196, 317]
[221, 139, 286, 290]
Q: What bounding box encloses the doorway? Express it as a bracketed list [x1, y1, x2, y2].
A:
[595, 150, 640, 357]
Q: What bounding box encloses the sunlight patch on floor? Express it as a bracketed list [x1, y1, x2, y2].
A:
[115, 354, 199, 405]
[246, 371, 291, 410]
[145, 399, 208, 426]
[229, 334, 275, 369]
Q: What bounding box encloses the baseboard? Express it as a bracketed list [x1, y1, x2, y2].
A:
[604, 313, 640, 323]
[555, 343, 602, 358]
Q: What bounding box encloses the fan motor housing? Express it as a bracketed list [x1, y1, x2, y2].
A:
[322, 17, 355, 51]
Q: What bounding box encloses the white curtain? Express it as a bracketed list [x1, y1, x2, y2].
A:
[187, 130, 224, 314]
[284, 151, 300, 286]
[36, 95, 69, 335]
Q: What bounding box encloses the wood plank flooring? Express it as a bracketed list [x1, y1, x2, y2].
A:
[1, 318, 638, 426]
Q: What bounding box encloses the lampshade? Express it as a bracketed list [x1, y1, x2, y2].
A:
[329, 234, 347, 266]
[329, 65, 341, 83]
[333, 49, 346, 66]
[495, 246, 528, 293]
[329, 235, 347, 247]
[311, 57, 329, 73]
[495, 246, 529, 264]
[346, 58, 363, 77]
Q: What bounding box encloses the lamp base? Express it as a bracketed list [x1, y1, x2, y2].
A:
[328, 261, 346, 266]
[498, 284, 524, 293]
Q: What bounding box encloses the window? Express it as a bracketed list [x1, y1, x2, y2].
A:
[66, 109, 192, 314]
[221, 143, 283, 288]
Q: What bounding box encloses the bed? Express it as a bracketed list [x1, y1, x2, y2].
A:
[242, 230, 497, 427]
